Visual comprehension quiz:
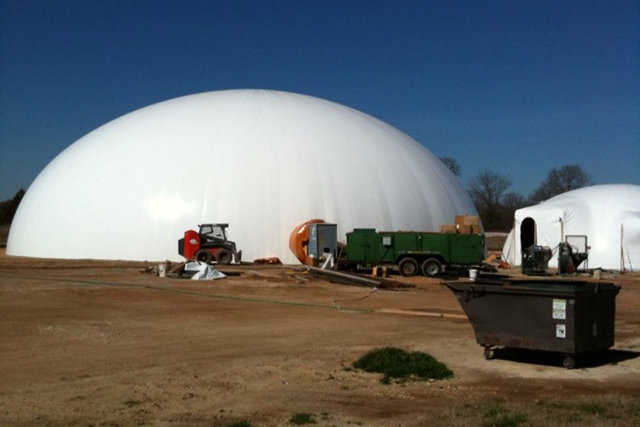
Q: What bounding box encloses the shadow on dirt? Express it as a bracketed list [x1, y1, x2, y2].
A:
[488, 347, 640, 369]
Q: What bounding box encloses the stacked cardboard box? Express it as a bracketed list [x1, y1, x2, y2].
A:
[439, 215, 481, 234]
[456, 215, 481, 234]
[439, 224, 458, 233]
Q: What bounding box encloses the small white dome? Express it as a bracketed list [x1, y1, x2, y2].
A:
[502, 184, 640, 270]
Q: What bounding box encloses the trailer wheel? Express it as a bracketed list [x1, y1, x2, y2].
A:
[216, 249, 233, 265]
[562, 355, 576, 369]
[398, 258, 419, 277]
[484, 347, 496, 360]
[421, 258, 442, 277]
[195, 249, 212, 263]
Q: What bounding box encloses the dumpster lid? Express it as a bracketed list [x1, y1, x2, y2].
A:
[503, 279, 619, 294]
[444, 278, 619, 296]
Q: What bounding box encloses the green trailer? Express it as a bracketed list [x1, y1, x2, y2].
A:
[343, 228, 485, 277]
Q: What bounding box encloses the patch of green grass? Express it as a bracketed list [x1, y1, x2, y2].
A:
[483, 403, 507, 418]
[352, 347, 453, 384]
[289, 413, 316, 425]
[450, 399, 638, 427]
[483, 403, 527, 427]
[535, 400, 572, 410]
[562, 412, 583, 424]
[631, 403, 640, 418]
[485, 413, 527, 427]
[577, 403, 606, 416]
[537, 400, 608, 418]
[228, 421, 251, 427]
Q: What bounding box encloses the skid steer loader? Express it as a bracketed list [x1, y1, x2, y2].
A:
[178, 223, 242, 264]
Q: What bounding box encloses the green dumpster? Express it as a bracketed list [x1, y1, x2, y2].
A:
[445, 278, 620, 368]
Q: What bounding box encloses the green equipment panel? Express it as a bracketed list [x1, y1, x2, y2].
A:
[346, 228, 484, 268]
[449, 233, 484, 264]
[345, 229, 378, 264]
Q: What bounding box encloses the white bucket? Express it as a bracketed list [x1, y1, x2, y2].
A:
[158, 263, 166, 278]
[469, 268, 478, 281]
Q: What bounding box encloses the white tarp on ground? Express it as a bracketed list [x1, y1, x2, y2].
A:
[185, 261, 226, 280]
[7, 89, 478, 264]
[502, 184, 640, 271]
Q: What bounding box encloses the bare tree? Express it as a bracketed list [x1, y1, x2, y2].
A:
[502, 191, 527, 212]
[0, 188, 25, 224]
[501, 191, 528, 228]
[530, 165, 592, 203]
[469, 171, 512, 231]
[440, 157, 461, 176]
[469, 171, 511, 210]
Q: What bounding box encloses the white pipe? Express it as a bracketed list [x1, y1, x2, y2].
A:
[621, 224, 625, 272]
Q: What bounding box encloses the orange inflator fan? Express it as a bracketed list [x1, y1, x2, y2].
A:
[289, 219, 325, 265]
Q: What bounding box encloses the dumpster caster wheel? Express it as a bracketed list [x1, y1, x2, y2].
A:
[563, 355, 576, 369]
[484, 347, 496, 360]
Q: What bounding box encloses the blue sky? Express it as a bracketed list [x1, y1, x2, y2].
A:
[1, 0, 638, 200]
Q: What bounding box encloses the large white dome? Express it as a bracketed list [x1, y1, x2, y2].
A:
[8, 89, 478, 263]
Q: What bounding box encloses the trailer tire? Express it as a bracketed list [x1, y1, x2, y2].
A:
[195, 249, 212, 263]
[216, 249, 233, 265]
[398, 257, 419, 277]
[484, 347, 496, 360]
[562, 355, 576, 369]
[421, 258, 442, 277]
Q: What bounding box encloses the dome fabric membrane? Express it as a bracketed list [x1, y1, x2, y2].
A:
[8, 89, 478, 263]
[502, 184, 640, 271]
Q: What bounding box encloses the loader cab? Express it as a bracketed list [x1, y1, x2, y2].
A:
[199, 223, 228, 242]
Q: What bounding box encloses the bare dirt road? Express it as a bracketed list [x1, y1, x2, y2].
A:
[1, 252, 639, 426]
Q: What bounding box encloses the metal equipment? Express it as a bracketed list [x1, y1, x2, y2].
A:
[445, 277, 620, 369]
[289, 219, 338, 267]
[342, 228, 485, 277]
[558, 235, 589, 274]
[178, 223, 242, 264]
[521, 245, 553, 275]
[307, 223, 338, 263]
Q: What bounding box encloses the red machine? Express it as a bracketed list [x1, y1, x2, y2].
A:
[178, 223, 242, 264]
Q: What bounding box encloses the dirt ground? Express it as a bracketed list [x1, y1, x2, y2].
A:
[0, 250, 639, 426]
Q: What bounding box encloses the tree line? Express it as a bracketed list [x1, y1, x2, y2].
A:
[441, 157, 592, 232]
[0, 189, 25, 225]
